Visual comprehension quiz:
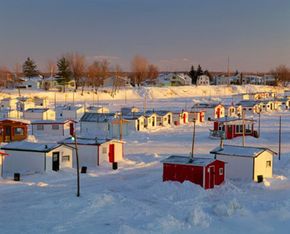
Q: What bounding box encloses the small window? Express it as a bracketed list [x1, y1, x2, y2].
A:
[219, 168, 224, 175]
[266, 160, 271, 168]
[37, 125, 44, 130]
[102, 147, 107, 154]
[14, 127, 24, 135]
[62, 155, 70, 162]
[52, 124, 60, 130]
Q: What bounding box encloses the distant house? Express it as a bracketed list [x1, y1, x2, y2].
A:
[80, 112, 130, 138]
[60, 137, 124, 168]
[0, 108, 19, 119]
[0, 98, 17, 109]
[146, 110, 172, 127]
[188, 111, 205, 124]
[123, 113, 146, 131]
[102, 76, 131, 88]
[0, 142, 73, 176]
[86, 106, 110, 114]
[33, 96, 49, 107]
[172, 111, 188, 125]
[31, 119, 76, 137]
[16, 97, 35, 111]
[143, 112, 158, 129]
[0, 119, 29, 143]
[121, 107, 140, 116]
[210, 145, 276, 182]
[192, 103, 224, 120]
[56, 105, 85, 120]
[237, 100, 260, 115]
[40, 77, 76, 91]
[225, 104, 237, 117]
[23, 108, 56, 121]
[16, 77, 42, 89]
[196, 75, 210, 86]
[156, 73, 192, 86]
[162, 155, 225, 189]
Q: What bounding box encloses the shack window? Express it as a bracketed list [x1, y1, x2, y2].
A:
[266, 160, 271, 168]
[102, 147, 107, 154]
[62, 155, 70, 162]
[219, 168, 224, 175]
[52, 124, 60, 130]
[37, 125, 44, 130]
[14, 127, 24, 135]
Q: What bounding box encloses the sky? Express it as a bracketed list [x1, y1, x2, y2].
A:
[0, 0, 290, 72]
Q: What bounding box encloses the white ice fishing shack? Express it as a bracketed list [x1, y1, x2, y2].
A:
[60, 137, 124, 168]
[210, 145, 276, 182]
[0, 141, 73, 176]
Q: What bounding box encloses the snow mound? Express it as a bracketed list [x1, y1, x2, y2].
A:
[213, 199, 242, 217]
[188, 207, 211, 227]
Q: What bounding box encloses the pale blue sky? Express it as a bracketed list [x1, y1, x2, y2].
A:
[0, 0, 290, 72]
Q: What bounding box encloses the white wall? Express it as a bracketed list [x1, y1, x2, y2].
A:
[2, 150, 46, 176]
[254, 151, 273, 181]
[81, 122, 109, 137]
[32, 124, 65, 137]
[46, 145, 73, 170]
[215, 155, 253, 180]
[68, 144, 98, 168]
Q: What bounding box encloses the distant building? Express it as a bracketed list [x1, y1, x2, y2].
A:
[196, 75, 210, 86]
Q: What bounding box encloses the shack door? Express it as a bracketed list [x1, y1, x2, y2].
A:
[227, 125, 233, 139]
[137, 120, 140, 131]
[183, 113, 187, 123]
[200, 112, 204, 122]
[108, 144, 115, 163]
[216, 108, 221, 118]
[208, 166, 215, 189]
[5, 126, 12, 142]
[52, 152, 60, 171]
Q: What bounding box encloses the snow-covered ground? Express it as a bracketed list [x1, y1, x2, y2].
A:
[1, 86, 290, 233]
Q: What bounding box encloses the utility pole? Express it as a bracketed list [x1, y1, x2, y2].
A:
[242, 110, 245, 147]
[278, 116, 282, 160]
[73, 132, 80, 197]
[258, 111, 261, 136]
[119, 112, 123, 140]
[190, 119, 196, 159]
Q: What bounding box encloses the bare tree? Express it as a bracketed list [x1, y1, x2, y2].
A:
[112, 64, 123, 95]
[131, 55, 149, 85]
[147, 64, 159, 82]
[87, 59, 109, 93]
[271, 65, 290, 87]
[67, 52, 86, 90]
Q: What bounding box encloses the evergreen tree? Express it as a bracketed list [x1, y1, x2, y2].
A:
[196, 64, 203, 77]
[22, 57, 39, 78]
[189, 65, 197, 84]
[57, 57, 72, 91]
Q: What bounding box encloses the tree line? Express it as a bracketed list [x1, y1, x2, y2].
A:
[0, 53, 159, 91]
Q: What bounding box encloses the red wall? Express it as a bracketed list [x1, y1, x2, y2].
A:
[163, 161, 225, 190]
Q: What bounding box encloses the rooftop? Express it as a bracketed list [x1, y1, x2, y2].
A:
[161, 155, 216, 166]
[210, 145, 276, 158]
[80, 112, 116, 122]
[1, 141, 60, 153]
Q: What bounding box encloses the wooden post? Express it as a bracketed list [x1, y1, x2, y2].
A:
[191, 119, 196, 159]
[242, 110, 245, 147]
[278, 116, 282, 160]
[119, 113, 123, 140]
[258, 111, 261, 136]
[54, 92, 56, 110]
[73, 133, 80, 197]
